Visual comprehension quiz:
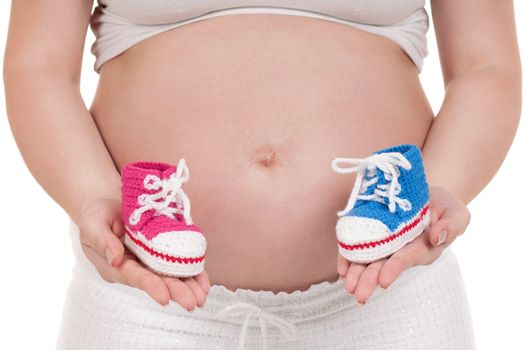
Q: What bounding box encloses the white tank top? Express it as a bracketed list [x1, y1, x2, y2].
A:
[89, 0, 429, 74]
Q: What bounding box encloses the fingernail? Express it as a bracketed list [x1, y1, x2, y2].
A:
[436, 230, 448, 246]
[104, 248, 113, 266]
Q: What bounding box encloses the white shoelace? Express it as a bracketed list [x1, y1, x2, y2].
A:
[216, 301, 297, 350]
[331, 152, 413, 217]
[129, 158, 193, 226]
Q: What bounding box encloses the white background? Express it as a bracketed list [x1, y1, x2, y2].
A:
[1, 1, 526, 349]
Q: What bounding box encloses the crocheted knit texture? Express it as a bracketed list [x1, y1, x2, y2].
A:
[332, 144, 430, 263]
[121, 159, 206, 277]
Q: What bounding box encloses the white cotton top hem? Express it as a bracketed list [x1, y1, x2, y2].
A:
[89, 6, 429, 74]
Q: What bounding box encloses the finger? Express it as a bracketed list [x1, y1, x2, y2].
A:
[429, 194, 448, 220]
[79, 219, 125, 267]
[344, 263, 366, 294]
[183, 277, 208, 307]
[337, 253, 351, 277]
[428, 203, 470, 247]
[427, 218, 451, 247]
[354, 259, 386, 304]
[115, 258, 172, 306]
[378, 242, 431, 289]
[83, 244, 171, 305]
[112, 218, 126, 239]
[194, 270, 211, 295]
[122, 249, 139, 261]
[430, 211, 439, 226]
[161, 277, 197, 311]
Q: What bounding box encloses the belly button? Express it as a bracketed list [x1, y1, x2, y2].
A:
[252, 146, 278, 168]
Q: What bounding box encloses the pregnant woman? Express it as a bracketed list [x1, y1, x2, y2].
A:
[4, 0, 521, 349]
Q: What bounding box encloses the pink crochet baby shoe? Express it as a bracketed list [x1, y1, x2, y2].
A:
[121, 158, 206, 277]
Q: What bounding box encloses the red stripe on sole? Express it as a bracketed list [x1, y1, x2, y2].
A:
[338, 204, 430, 251]
[125, 228, 205, 264]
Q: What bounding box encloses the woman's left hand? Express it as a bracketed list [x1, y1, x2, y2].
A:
[336, 186, 471, 304]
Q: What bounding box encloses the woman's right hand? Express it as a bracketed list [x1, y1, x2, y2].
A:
[77, 197, 210, 311]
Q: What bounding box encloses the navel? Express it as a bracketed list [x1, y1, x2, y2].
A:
[251, 145, 278, 168]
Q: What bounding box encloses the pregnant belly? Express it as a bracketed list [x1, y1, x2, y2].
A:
[89, 14, 434, 293]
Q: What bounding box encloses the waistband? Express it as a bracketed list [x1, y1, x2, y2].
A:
[206, 277, 352, 350]
[209, 276, 349, 318]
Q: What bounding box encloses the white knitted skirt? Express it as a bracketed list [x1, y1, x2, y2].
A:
[57, 219, 476, 350]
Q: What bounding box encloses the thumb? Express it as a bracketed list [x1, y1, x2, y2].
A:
[109, 218, 126, 266]
[427, 219, 449, 247]
[111, 218, 125, 239]
[79, 217, 126, 267]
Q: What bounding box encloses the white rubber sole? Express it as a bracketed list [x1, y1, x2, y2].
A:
[337, 204, 430, 264]
[124, 228, 205, 278]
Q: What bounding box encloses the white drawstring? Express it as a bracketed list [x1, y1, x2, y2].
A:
[129, 158, 193, 226]
[215, 301, 297, 350]
[331, 152, 413, 216]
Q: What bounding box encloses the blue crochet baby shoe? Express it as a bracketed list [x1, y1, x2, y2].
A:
[331, 144, 431, 263]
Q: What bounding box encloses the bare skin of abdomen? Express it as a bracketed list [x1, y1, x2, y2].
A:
[89, 14, 433, 294]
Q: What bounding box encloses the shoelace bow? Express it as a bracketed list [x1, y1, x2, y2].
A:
[331, 152, 413, 217]
[215, 301, 297, 350]
[129, 158, 193, 226]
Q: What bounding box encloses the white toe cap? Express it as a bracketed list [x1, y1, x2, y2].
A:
[336, 216, 390, 244]
[150, 230, 206, 256]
